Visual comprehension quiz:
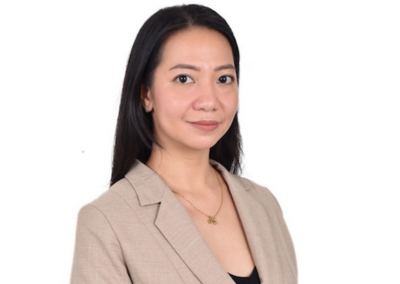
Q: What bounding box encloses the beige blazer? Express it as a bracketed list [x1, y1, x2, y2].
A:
[70, 159, 297, 284]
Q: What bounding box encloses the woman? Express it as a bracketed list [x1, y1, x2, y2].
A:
[71, 4, 297, 284]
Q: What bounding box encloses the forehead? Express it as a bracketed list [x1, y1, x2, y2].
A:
[158, 27, 234, 67]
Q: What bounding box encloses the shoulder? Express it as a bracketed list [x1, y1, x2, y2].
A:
[234, 174, 284, 215]
[77, 178, 138, 223]
[212, 159, 283, 214]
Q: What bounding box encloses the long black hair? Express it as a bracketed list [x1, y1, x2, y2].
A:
[111, 4, 242, 186]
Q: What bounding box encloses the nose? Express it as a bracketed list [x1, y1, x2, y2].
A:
[193, 80, 219, 111]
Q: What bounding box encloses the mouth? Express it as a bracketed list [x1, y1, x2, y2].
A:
[188, 120, 219, 131]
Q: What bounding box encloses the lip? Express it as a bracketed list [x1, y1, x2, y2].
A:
[188, 120, 219, 131]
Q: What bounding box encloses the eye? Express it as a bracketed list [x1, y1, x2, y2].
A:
[218, 75, 234, 84]
[174, 75, 194, 84]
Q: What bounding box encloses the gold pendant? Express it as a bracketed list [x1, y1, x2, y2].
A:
[207, 216, 217, 225]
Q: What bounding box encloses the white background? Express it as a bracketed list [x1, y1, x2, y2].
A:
[1, 0, 399, 283]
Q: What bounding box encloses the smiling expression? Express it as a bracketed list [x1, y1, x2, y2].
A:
[142, 27, 239, 153]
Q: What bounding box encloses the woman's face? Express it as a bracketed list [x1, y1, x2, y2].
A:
[142, 27, 238, 153]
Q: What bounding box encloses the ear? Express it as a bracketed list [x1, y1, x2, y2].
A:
[141, 85, 153, 112]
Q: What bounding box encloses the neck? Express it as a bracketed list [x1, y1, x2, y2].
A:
[145, 145, 219, 197]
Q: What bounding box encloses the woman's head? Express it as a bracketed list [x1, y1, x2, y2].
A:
[142, 27, 239, 158]
[111, 4, 242, 185]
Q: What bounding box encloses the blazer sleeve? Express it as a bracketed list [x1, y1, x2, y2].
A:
[245, 178, 298, 279]
[70, 204, 132, 284]
[269, 192, 298, 278]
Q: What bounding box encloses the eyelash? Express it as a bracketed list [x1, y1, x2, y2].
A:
[173, 75, 235, 84]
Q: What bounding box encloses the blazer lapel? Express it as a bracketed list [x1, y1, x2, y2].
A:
[155, 188, 235, 284]
[125, 160, 235, 284]
[211, 159, 292, 284]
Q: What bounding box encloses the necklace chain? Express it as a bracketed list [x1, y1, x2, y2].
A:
[171, 168, 223, 225]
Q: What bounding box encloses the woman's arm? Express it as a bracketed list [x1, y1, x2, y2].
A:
[70, 204, 132, 284]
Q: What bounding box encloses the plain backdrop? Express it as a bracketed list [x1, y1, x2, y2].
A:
[0, 0, 399, 283]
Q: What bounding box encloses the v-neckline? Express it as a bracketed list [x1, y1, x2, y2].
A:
[228, 266, 257, 278]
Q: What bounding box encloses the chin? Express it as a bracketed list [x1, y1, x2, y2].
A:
[181, 137, 221, 151]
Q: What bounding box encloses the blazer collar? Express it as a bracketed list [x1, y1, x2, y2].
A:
[124, 159, 167, 206]
[124, 159, 251, 207]
[124, 159, 288, 284]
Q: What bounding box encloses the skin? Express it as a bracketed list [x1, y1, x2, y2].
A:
[142, 27, 239, 199]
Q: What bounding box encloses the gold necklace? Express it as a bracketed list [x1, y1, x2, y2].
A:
[171, 169, 223, 225]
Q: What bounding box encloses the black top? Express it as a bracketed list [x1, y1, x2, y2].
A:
[228, 266, 261, 284]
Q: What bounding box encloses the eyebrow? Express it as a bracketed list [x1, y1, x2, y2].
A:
[169, 64, 235, 72]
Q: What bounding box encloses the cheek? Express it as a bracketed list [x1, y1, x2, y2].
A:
[232, 94, 239, 110]
[153, 89, 191, 119]
[222, 90, 239, 114]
